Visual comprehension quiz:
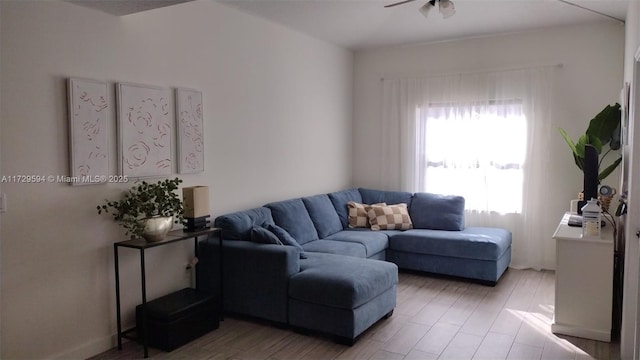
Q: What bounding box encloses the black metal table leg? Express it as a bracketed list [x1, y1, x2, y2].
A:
[194, 236, 199, 289]
[219, 231, 224, 320]
[113, 228, 221, 357]
[114, 244, 122, 350]
[140, 249, 148, 358]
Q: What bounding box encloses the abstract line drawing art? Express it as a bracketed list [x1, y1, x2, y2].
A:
[176, 88, 204, 174]
[68, 78, 109, 185]
[117, 83, 173, 178]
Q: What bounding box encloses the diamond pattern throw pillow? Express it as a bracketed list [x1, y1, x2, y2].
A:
[347, 202, 386, 228]
[367, 203, 413, 231]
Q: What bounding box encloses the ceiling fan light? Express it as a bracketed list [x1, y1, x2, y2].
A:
[419, 1, 434, 18]
[439, 0, 455, 19]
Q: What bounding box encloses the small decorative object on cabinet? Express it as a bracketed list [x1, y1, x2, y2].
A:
[581, 198, 601, 238]
[183, 186, 210, 232]
[552, 212, 613, 342]
[97, 178, 185, 241]
[114, 227, 223, 358]
[139, 215, 174, 242]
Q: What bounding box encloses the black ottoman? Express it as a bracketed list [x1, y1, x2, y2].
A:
[136, 288, 219, 351]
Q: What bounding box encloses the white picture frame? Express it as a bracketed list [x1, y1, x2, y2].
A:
[117, 83, 173, 178]
[67, 78, 109, 186]
[176, 88, 204, 174]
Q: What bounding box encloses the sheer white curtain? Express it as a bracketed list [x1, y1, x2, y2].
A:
[381, 67, 554, 269]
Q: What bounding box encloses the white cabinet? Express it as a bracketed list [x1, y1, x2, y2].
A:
[552, 212, 613, 342]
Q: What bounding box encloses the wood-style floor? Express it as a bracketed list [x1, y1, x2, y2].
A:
[91, 269, 620, 360]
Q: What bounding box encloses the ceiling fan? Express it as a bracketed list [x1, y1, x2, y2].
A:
[384, 0, 456, 19]
[384, 0, 624, 23]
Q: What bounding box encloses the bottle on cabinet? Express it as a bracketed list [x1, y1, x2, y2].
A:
[581, 198, 601, 238]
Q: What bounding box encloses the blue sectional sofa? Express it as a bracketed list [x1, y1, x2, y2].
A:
[200, 188, 511, 344]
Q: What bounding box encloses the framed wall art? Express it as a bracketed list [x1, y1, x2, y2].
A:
[176, 88, 204, 174]
[117, 83, 173, 178]
[67, 78, 109, 185]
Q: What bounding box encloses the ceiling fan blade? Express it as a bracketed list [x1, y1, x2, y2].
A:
[384, 0, 419, 8]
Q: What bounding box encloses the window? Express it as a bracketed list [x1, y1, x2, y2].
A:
[417, 100, 526, 214]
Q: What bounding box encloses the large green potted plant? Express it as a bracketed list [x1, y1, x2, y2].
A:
[559, 103, 622, 183]
[97, 178, 185, 241]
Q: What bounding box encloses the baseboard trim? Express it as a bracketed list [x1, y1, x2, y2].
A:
[51, 333, 115, 360]
[552, 322, 611, 342]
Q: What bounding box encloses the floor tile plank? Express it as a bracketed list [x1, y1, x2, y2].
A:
[437, 332, 483, 360]
[90, 269, 618, 360]
[382, 322, 431, 355]
[472, 332, 514, 360]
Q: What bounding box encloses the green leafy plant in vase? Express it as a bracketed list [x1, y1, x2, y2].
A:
[97, 178, 186, 241]
[559, 103, 622, 211]
[559, 103, 622, 181]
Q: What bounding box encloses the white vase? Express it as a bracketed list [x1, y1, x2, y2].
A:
[139, 215, 173, 242]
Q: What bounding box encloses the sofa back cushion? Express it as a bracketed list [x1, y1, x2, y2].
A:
[359, 188, 414, 208]
[410, 192, 465, 231]
[265, 198, 319, 245]
[266, 223, 307, 259]
[251, 226, 283, 245]
[328, 189, 363, 229]
[214, 207, 274, 240]
[302, 194, 343, 238]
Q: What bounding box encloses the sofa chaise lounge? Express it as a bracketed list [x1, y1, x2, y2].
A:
[200, 188, 511, 344]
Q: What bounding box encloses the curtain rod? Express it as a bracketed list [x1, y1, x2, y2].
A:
[380, 62, 563, 82]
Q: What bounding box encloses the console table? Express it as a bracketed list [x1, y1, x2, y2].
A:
[552, 213, 613, 342]
[114, 227, 222, 358]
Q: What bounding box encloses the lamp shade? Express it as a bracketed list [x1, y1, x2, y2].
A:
[183, 186, 209, 218]
[439, 0, 455, 18]
[419, 1, 434, 18]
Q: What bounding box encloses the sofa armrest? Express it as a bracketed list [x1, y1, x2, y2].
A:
[200, 237, 300, 323]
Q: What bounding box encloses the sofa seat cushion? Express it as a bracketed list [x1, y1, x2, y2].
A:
[265, 198, 319, 245]
[389, 227, 511, 261]
[302, 240, 367, 258]
[302, 194, 343, 238]
[289, 253, 398, 309]
[328, 189, 363, 229]
[215, 207, 274, 240]
[324, 230, 389, 257]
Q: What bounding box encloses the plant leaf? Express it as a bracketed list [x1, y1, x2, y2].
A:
[610, 123, 622, 150]
[573, 153, 584, 171]
[575, 134, 589, 158]
[586, 103, 621, 146]
[598, 155, 622, 181]
[558, 128, 579, 156]
[590, 136, 603, 154]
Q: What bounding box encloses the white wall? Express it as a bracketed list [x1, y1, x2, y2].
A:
[353, 22, 624, 270]
[621, 1, 640, 358]
[0, 1, 353, 358]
